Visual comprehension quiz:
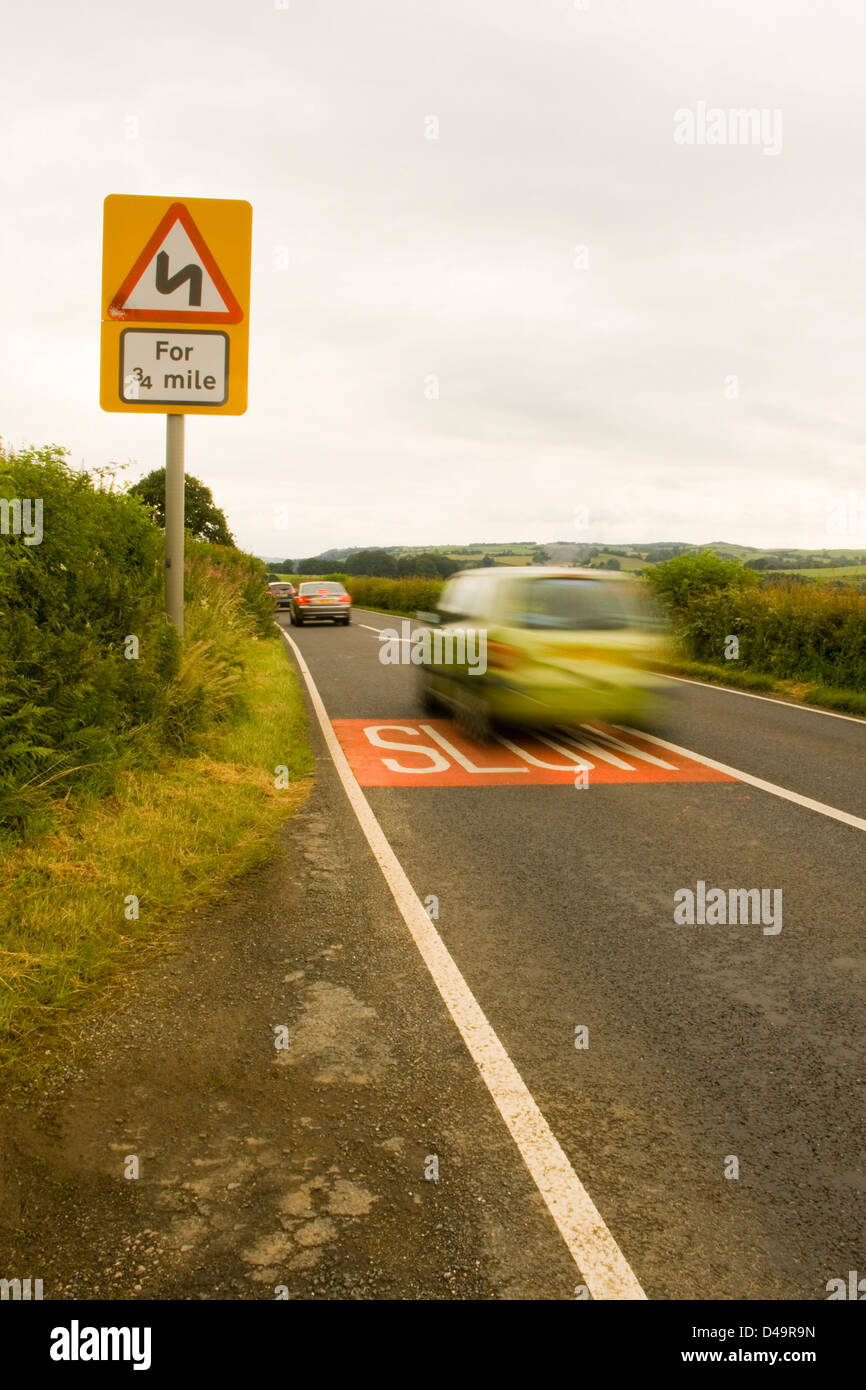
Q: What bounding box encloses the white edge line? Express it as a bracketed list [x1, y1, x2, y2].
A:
[278, 624, 646, 1300]
[614, 725, 866, 834]
[659, 672, 866, 727]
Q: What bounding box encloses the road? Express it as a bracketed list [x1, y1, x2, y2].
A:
[279, 606, 866, 1300]
[2, 606, 862, 1304]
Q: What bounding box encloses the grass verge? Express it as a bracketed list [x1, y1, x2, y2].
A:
[0, 635, 312, 1090]
[662, 659, 866, 718]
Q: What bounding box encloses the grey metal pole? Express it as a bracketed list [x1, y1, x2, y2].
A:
[165, 413, 185, 636]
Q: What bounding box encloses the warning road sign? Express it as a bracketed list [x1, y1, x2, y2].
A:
[100, 195, 251, 414]
[108, 202, 242, 323]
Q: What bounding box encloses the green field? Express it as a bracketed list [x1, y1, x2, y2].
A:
[788, 565, 866, 581]
[442, 550, 534, 567]
[587, 552, 646, 572]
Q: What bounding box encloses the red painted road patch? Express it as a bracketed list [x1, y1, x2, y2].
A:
[331, 719, 737, 788]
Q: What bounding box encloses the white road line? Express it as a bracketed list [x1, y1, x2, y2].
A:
[278, 625, 646, 1300]
[615, 725, 866, 834]
[359, 621, 414, 643]
[660, 672, 866, 726]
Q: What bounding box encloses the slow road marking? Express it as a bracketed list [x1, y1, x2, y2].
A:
[279, 625, 646, 1300]
[331, 718, 737, 788]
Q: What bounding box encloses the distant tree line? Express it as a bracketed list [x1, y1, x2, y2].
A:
[292, 548, 462, 578]
[285, 546, 557, 576]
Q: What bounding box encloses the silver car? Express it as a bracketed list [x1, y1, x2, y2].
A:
[290, 581, 352, 626]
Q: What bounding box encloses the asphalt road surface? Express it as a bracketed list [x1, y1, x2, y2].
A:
[279, 606, 866, 1301]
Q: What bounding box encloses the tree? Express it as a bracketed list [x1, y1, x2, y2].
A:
[645, 550, 757, 613]
[433, 554, 460, 578]
[128, 468, 235, 546]
[744, 556, 774, 570]
[344, 548, 398, 577]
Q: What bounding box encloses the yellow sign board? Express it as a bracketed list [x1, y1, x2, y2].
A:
[100, 195, 251, 414]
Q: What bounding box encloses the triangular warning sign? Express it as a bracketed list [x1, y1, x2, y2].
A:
[108, 202, 243, 323]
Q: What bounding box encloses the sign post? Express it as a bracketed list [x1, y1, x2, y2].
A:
[165, 414, 185, 635]
[100, 195, 252, 633]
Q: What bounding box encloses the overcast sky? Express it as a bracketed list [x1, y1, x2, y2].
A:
[3, 0, 865, 557]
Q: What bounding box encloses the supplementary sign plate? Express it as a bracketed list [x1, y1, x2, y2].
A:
[120, 330, 228, 405]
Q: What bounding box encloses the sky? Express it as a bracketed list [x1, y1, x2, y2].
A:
[2, 0, 866, 558]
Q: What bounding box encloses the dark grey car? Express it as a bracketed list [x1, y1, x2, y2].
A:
[290, 581, 352, 626]
[268, 581, 296, 610]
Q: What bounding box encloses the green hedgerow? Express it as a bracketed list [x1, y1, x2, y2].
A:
[0, 443, 276, 839]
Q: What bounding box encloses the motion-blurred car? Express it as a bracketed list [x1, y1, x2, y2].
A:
[268, 581, 296, 610]
[416, 567, 673, 741]
[290, 581, 352, 626]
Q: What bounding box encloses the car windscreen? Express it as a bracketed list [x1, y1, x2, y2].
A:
[505, 578, 632, 631]
[299, 582, 345, 595]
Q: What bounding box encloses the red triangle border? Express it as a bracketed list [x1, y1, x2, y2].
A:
[108, 202, 243, 324]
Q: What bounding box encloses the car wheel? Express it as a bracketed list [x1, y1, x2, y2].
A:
[295, 615, 304, 626]
[455, 688, 493, 745]
[342, 615, 351, 625]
